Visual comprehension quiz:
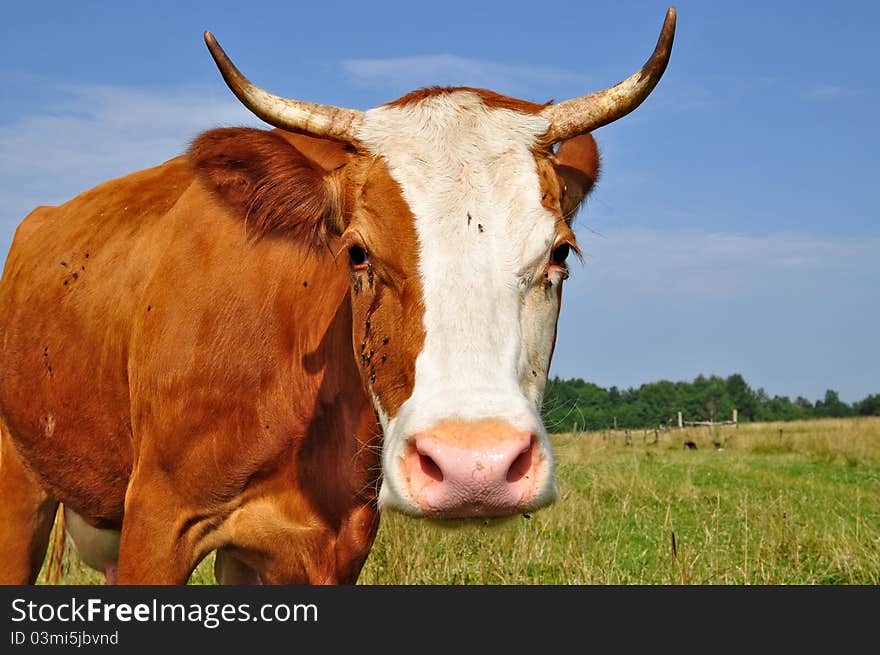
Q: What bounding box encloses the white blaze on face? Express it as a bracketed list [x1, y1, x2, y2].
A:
[357, 91, 562, 510]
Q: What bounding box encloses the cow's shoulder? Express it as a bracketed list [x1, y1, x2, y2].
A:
[12, 205, 56, 248]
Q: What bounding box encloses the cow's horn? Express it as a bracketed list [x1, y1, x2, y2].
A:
[204, 32, 364, 143]
[542, 7, 676, 142]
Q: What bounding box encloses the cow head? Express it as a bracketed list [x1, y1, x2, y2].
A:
[202, 9, 675, 519]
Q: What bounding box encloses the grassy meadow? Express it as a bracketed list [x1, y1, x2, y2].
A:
[39, 417, 880, 585]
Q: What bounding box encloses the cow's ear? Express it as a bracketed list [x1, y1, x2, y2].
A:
[555, 133, 600, 221]
[189, 127, 341, 243]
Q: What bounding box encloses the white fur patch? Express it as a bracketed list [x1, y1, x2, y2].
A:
[357, 91, 561, 513]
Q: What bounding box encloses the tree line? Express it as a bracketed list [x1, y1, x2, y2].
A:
[541, 373, 880, 433]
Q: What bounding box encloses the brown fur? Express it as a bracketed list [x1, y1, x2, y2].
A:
[531, 133, 600, 259]
[387, 86, 549, 115]
[341, 157, 426, 417]
[0, 89, 598, 584]
[189, 128, 340, 244]
[0, 422, 59, 584]
[0, 131, 382, 583]
[555, 134, 601, 220]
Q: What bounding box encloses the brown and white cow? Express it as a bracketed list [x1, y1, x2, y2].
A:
[0, 10, 675, 584]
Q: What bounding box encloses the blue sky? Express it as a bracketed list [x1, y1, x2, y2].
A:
[1, 1, 877, 402]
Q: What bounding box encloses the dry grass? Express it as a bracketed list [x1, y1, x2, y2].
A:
[359, 417, 880, 584]
[39, 417, 880, 585]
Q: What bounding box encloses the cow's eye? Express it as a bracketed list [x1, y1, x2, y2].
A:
[348, 245, 369, 269]
[551, 243, 570, 267]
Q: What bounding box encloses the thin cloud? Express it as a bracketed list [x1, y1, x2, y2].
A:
[342, 54, 586, 97]
[0, 82, 261, 256]
[806, 84, 860, 100]
[570, 228, 879, 300]
[1, 82, 875, 402]
[553, 227, 880, 402]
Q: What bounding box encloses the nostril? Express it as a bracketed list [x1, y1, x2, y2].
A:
[419, 453, 444, 482]
[506, 442, 534, 483]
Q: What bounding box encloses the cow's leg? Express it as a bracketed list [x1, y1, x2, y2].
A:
[232, 504, 379, 585]
[255, 536, 338, 585]
[214, 548, 261, 585]
[0, 423, 59, 584]
[334, 504, 380, 584]
[216, 507, 334, 585]
[115, 473, 206, 584]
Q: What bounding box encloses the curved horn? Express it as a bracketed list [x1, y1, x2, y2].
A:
[204, 31, 364, 143]
[542, 7, 676, 142]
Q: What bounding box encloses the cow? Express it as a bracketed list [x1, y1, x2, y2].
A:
[0, 9, 675, 584]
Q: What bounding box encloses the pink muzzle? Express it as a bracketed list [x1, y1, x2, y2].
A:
[400, 419, 542, 518]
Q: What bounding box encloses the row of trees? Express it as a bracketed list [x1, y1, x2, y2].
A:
[541, 373, 880, 433]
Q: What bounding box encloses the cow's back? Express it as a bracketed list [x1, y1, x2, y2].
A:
[0, 157, 193, 526]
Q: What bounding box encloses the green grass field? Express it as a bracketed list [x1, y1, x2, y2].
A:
[40, 417, 880, 584]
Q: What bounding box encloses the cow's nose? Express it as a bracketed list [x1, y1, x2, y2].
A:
[400, 420, 541, 518]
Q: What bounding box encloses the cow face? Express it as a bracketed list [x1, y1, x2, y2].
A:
[202, 5, 673, 519]
[339, 89, 599, 518]
[188, 90, 599, 521]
